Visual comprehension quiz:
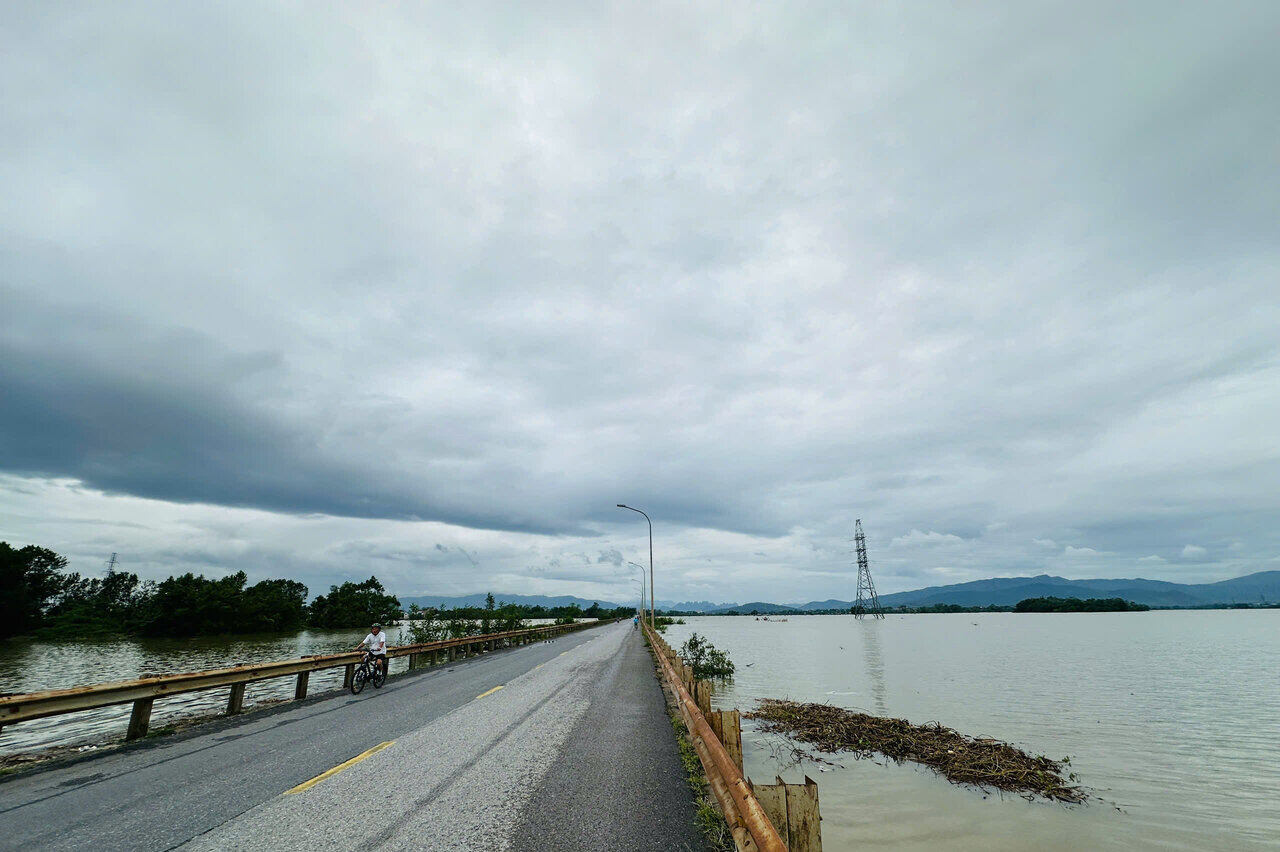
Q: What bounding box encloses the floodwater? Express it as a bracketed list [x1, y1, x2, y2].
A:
[0, 619, 567, 754]
[661, 611, 1280, 851]
[0, 625, 419, 753]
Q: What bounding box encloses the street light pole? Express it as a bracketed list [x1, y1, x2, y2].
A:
[617, 504, 654, 628]
[628, 561, 646, 620]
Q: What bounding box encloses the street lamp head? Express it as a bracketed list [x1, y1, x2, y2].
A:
[616, 503, 626, 508]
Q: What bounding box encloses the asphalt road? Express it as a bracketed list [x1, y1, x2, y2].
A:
[0, 622, 702, 851]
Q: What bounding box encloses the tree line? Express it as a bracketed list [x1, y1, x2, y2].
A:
[1013, 596, 1149, 612]
[1, 542, 401, 638]
[2, 543, 635, 640]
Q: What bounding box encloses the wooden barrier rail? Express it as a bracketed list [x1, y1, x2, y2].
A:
[644, 622, 789, 852]
[0, 619, 614, 741]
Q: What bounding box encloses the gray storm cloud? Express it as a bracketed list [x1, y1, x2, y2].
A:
[2, 1, 1277, 601]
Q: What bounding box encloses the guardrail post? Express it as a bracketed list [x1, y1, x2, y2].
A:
[295, 672, 309, 700]
[126, 697, 154, 740]
[343, 664, 355, 690]
[719, 710, 743, 774]
[752, 776, 823, 852]
[695, 681, 713, 720]
[226, 683, 246, 715]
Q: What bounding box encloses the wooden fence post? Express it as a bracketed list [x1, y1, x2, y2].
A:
[343, 664, 355, 690]
[750, 775, 823, 852]
[720, 710, 743, 774]
[126, 697, 153, 740]
[226, 683, 246, 715]
[295, 672, 309, 700]
[753, 779, 788, 849]
[789, 777, 822, 851]
[696, 681, 713, 720]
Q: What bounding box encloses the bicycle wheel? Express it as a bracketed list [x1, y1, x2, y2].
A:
[372, 661, 386, 688]
[350, 666, 367, 694]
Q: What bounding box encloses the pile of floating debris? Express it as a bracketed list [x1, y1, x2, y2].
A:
[745, 699, 1085, 803]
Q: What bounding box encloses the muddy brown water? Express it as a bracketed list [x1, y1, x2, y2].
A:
[661, 610, 1280, 851]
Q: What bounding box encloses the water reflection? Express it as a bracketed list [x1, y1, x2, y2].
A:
[860, 620, 887, 715]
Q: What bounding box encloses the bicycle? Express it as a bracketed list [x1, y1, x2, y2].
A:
[349, 652, 387, 694]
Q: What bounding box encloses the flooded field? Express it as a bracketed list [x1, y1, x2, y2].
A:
[662, 610, 1280, 851]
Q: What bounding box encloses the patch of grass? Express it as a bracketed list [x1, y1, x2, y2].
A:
[671, 716, 733, 851]
[145, 725, 178, 739]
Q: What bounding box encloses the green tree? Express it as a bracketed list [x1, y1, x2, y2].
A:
[1014, 596, 1148, 613]
[47, 567, 149, 634]
[241, 578, 309, 631]
[309, 576, 402, 628]
[680, 633, 735, 679]
[0, 543, 72, 636]
[142, 571, 251, 636]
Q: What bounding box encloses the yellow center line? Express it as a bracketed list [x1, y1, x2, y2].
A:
[476, 685, 504, 699]
[284, 740, 395, 795]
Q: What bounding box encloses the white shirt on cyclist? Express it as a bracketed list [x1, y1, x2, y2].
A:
[362, 632, 388, 655]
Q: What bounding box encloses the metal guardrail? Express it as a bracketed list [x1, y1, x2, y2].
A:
[0, 619, 614, 741]
[644, 622, 788, 852]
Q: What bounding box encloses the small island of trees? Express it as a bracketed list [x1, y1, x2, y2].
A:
[1013, 596, 1149, 612]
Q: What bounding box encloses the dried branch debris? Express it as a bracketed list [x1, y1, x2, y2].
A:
[745, 699, 1085, 803]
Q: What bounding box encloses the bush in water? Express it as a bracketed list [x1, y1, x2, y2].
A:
[680, 632, 735, 679]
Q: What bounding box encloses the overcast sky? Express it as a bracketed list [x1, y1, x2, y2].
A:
[2, 2, 1277, 606]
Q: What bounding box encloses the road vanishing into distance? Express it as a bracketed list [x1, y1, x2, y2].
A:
[0, 623, 701, 851]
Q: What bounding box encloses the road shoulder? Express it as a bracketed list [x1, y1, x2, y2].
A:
[510, 627, 705, 851]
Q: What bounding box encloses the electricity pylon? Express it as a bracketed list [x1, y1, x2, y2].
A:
[853, 519, 884, 619]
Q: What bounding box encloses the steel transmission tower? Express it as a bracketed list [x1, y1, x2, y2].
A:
[853, 519, 884, 618]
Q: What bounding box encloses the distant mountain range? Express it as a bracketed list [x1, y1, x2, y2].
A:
[397, 570, 1280, 614]
[686, 570, 1280, 611]
[868, 570, 1280, 609]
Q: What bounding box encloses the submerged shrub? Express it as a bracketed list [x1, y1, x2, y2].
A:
[680, 632, 735, 679]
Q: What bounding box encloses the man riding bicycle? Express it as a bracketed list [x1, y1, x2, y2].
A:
[354, 623, 389, 679]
